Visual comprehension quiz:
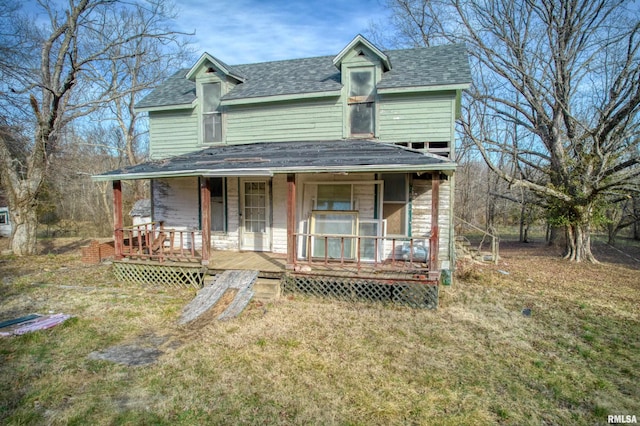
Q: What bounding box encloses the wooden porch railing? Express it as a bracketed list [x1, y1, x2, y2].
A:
[294, 233, 434, 273]
[119, 222, 202, 262]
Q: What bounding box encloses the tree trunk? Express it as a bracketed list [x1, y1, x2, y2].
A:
[547, 225, 563, 247]
[564, 222, 597, 263]
[9, 201, 39, 256]
[634, 197, 640, 241]
[607, 227, 618, 245]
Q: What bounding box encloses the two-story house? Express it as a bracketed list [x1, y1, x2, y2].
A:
[95, 35, 471, 307]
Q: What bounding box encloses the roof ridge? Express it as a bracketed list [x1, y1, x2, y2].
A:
[222, 43, 465, 68]
[231, 54, 335, 68]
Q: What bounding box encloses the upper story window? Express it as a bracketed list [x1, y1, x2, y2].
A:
[202, 82, 222, 143]
[348, 69, 375, 137]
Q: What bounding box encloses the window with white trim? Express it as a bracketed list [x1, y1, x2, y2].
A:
[0, 211, 7, 225]
[348, 69, 375, 137]
[316, 184, 353, 211]
[202, 82, 222, 143]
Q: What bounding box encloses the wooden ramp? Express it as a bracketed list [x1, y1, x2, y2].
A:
[178, 270, 258, 325]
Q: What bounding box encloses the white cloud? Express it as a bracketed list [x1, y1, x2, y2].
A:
[174, 0, 389, 64]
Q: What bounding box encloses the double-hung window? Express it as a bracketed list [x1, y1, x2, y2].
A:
[311, 184, 357, 259]
[348, 69, 375, 137]
[0, 211, 7, 225]
[202, 83, 222, 143]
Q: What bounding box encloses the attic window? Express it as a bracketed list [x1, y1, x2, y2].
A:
[357, 50, 365, 56]
[206, 67, 216, 73]
[202, 82, 222, 143]
[348, 69, 375, 136]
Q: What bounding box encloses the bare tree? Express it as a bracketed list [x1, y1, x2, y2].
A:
[0, 0, 190, 255]
[605, 193, 640, 245]
[376, 0, 640, 262]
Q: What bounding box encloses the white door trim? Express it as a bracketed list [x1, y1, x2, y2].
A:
[239, 178, 271, 251]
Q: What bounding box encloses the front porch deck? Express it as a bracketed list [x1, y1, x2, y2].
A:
[209, 251, 439, 308]
[208, 251, 286, 278]
[113, 250, 439, 308]
[207, 250, 437, 281]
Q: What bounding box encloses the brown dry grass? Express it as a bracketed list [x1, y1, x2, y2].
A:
[0, 236, 638, 425]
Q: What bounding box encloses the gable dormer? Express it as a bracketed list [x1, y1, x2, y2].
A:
[334, 35, 390, 138]
[186, 53, 245, 83]
[332, 34, 391, 72]
[187, 53, 245, 145]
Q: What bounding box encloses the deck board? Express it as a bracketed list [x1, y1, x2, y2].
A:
[207, 250, 435, 283]
[208, 251, 286, 274]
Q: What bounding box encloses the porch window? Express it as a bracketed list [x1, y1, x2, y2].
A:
[210, 177, 226, 232]
[348, 69, 375, 137]
[382, 174, 408, 236]
[202, 82, 222, 143]
[311, 211, 358, 259]
[316, 184, 352, 210]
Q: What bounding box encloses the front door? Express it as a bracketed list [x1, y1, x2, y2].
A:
[240, 179, 271, 251]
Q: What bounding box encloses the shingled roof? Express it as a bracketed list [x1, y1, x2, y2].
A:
[135, 42, 470, 110]
[93, 140, 455, 181]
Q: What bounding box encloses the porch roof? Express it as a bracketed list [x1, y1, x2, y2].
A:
[92, 140, 456, 181]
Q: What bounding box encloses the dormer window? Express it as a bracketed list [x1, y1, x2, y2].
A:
[348, 69, 375, 137]
[202, 82, 222, 143]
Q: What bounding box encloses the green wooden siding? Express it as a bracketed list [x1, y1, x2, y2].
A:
[225, 99, 343, 144]
[149, 109, 199, 159]
[378, 94, 455, 143]
[147, 92, 458, 158]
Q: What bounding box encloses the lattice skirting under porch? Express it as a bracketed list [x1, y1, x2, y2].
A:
[113, 262, 205, 289]
[283, 275, 438, 309]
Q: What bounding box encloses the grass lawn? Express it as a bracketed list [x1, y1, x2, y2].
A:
[0, 237, 638, 425]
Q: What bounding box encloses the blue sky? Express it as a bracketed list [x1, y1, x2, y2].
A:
[22, 0, 390, 65]
[173, 0, 390, 64]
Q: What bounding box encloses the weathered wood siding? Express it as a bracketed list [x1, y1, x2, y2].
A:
[152, 177, 199, 228]
[152, 177, 202, 249]
[149, 110, 199, 159]
[152, 177, 242, 251]
[225, 99, 343, 144]
[378, 93, 455, 143]
[411, 177, 452, 263]
[211, 178, 239, 251]
[272, 175, 288, 254]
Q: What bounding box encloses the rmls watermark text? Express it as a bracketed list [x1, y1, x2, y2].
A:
[608, 415, 637, 424]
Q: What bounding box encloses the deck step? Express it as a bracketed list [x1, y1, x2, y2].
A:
[253, 278, 281, 301]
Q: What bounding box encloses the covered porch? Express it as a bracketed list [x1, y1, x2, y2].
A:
[96, 140, 453, 306]
[110, 173, 443, 281]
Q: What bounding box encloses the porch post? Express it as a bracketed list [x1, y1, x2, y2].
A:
[286, 173, 296, 269]
[429, 172, 440, 275]
[200, 177, 211, 265]
[113, 180, 123, 260]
